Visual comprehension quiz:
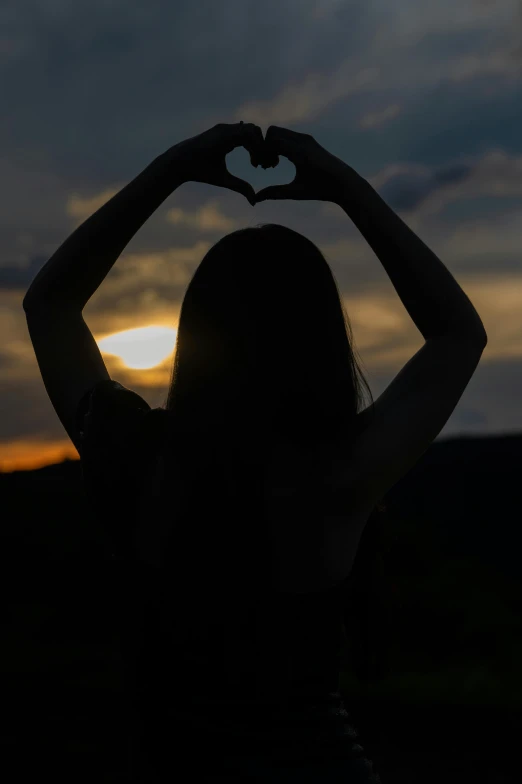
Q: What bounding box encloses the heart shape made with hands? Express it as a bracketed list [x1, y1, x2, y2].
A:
[226, 145, 296, 198]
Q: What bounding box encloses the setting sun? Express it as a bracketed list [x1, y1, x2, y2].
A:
[97, 326, 177, 369]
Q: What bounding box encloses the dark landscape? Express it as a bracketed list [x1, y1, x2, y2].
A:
[1, 432, 521, 782]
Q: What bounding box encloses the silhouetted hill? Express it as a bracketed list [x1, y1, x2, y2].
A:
[1, 432, 521, 580]
[1, 434, 521, 782]
[384, 432, 522, 582]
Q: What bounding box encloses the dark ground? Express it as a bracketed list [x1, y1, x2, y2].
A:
[1, 432, 521, 781]
[2, 671, 519, 782]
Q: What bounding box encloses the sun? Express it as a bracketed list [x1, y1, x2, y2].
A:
[97, 325, 177, 370]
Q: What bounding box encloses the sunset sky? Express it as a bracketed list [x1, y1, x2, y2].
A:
[1, 0, 522, 471]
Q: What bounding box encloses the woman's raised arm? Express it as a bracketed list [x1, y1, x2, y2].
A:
[337, 173, 487, 343]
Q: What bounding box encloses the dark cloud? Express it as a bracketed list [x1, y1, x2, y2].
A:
[0, 376, 61, 440]
[366, 355, 518, 439]
[0, 0, 375, 186]
[378, 161, 473, 211]
[395, 80, 522, 171]
[0, 255, 46, 292]
[433, 162, 473, 186]
[455, 407, 489, 427]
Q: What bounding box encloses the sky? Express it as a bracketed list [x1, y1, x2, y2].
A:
[1, 0, 522, 471]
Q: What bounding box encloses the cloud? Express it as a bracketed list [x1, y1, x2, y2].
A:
[0, 0, 376, 181]
[165, 200, 239, 232]
[0, 291, 38, 379]
[66, 187, 120, 223]
[310, 0, 346, 19]
[363, 149, 522, 215]
[455, 407, 489, 427]
[234, 63, 380, 125]
[371, 162, 473, 212]
[446, 51, 522, 83]
[321, 196, 522, 366]
[364, 0, 522, 99]
[440, 208, 522, 263]
[359, 103, 402, 129]
[80, 241, 212, 334]
[0, 255, 47, 292]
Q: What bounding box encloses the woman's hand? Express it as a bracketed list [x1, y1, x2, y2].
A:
[254, 126, 358, 206]
[166, 122, 270, 207]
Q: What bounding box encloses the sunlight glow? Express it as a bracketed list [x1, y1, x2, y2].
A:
[97, 325, 177, 369]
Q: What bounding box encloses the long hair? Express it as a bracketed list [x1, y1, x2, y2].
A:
[157, 223, 389, 682]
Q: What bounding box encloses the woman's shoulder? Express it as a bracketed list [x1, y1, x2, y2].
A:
[77, 379, 148, 419]
[76, 378, 168, 450]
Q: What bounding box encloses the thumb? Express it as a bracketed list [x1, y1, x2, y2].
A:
[221, 172, 256, 206]
[254, 184, 297, 203]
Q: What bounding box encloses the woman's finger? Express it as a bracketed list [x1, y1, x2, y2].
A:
[264, 126, 304, 165]
[221, 171, 257, 206]
[220, 122, 265, 167]
[240, 123, 267, 168]
[254, 183, 299, 203]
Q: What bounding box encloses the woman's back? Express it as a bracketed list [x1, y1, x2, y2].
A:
[260, 432, 378, 593]
[76, 379, 382, 781]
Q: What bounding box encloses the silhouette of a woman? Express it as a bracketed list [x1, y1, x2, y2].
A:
[24, 122, 486, 782]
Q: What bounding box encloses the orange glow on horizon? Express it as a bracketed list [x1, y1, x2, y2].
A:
[0, 440, 79, 473]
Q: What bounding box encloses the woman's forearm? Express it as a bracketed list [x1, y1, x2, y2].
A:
[338, 173, 487, 342]
[23, 150, 184, 313]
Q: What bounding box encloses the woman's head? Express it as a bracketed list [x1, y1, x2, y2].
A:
[158, 225, 389, 673]
[164, 223, 373, 449]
